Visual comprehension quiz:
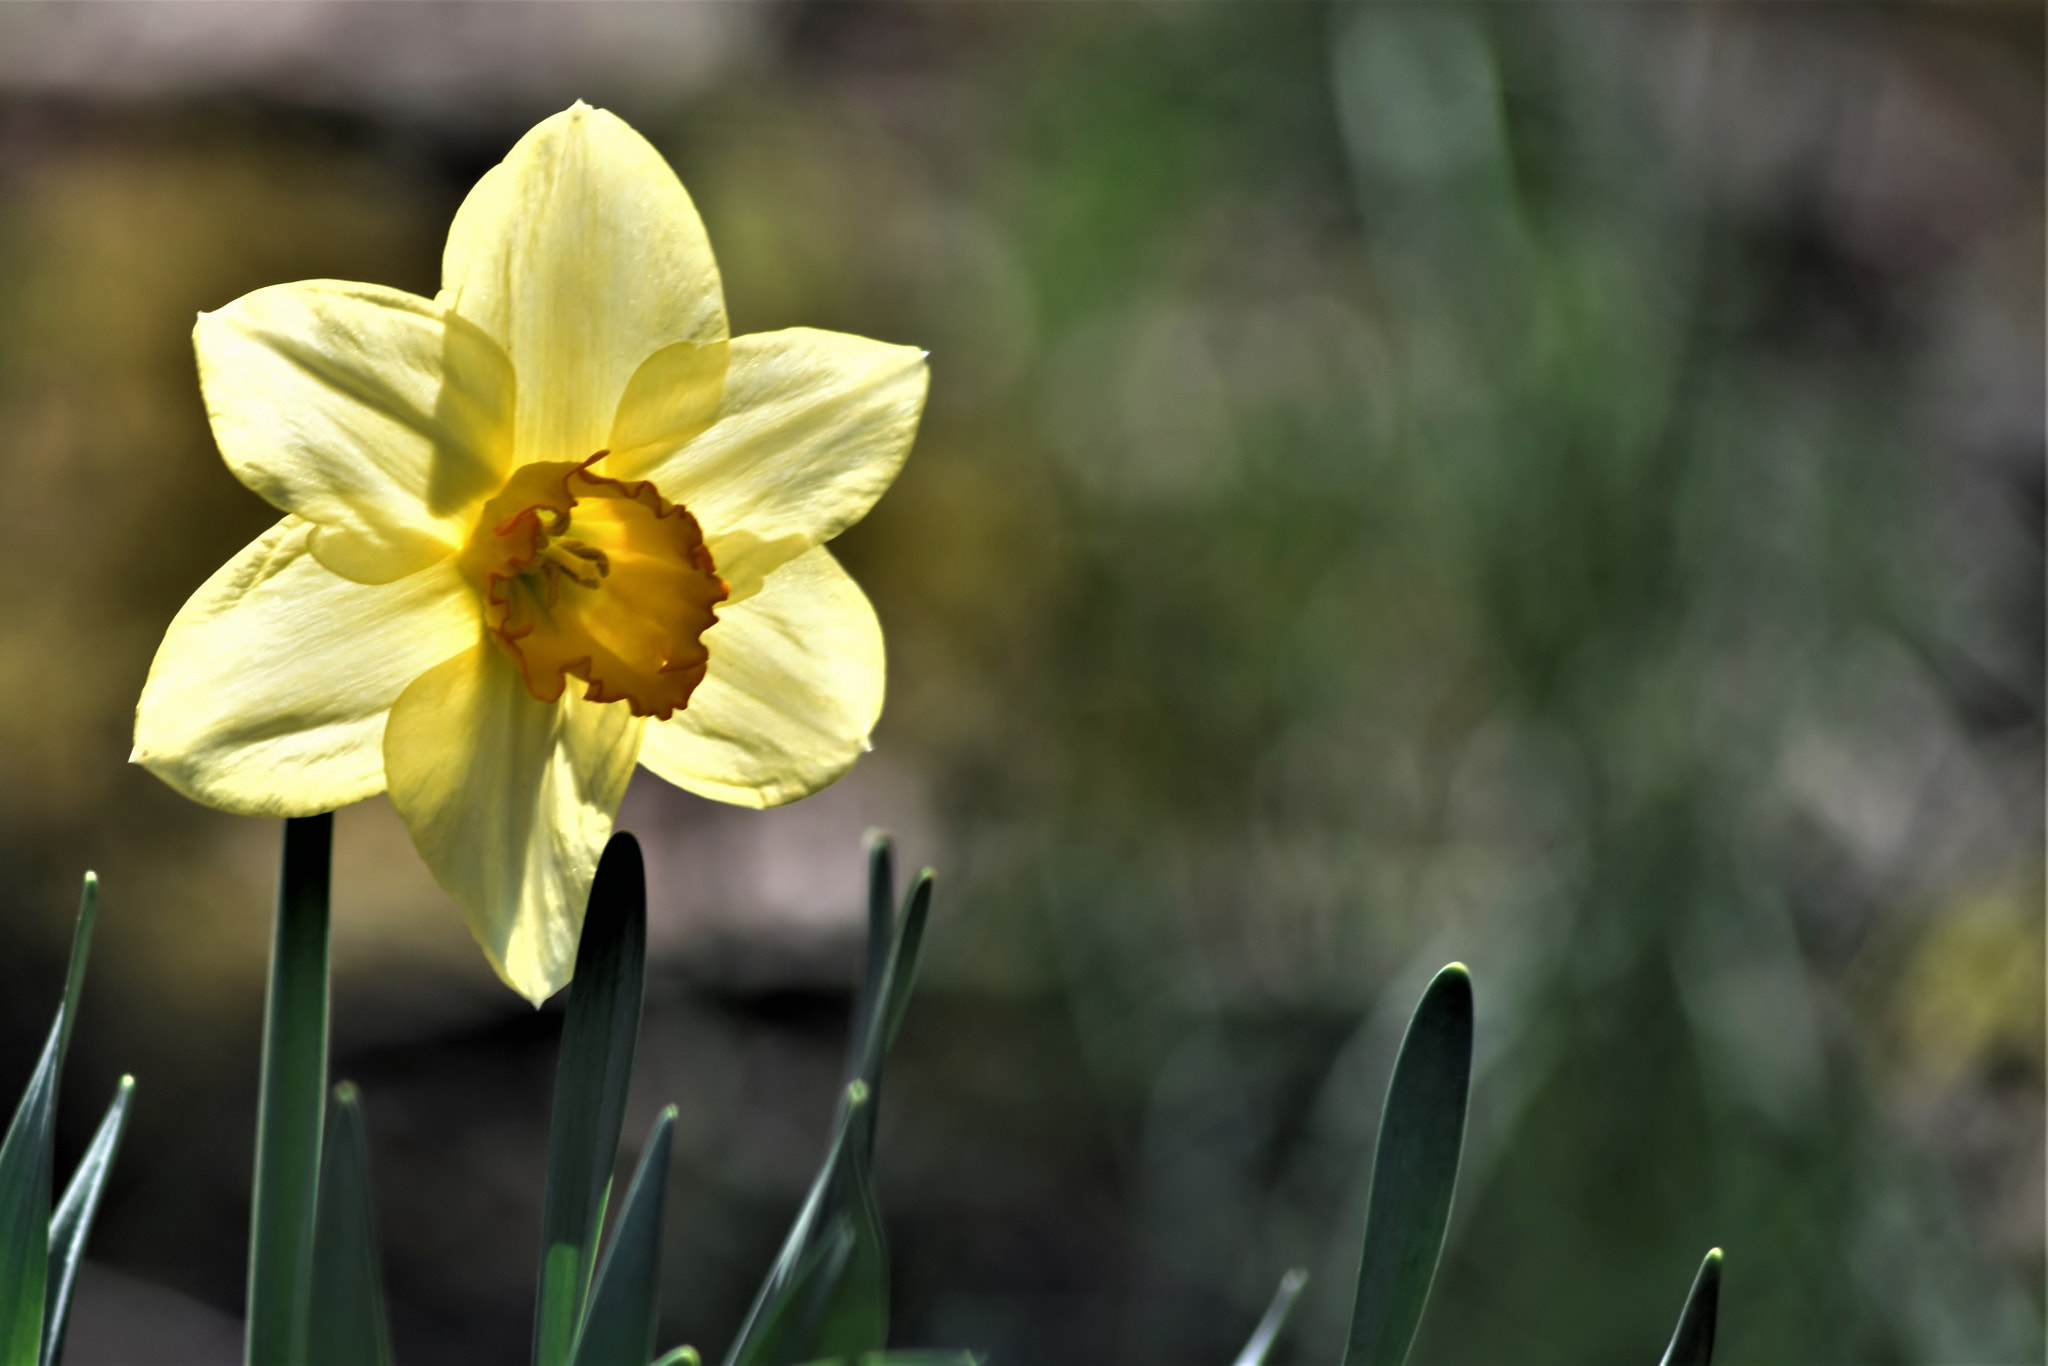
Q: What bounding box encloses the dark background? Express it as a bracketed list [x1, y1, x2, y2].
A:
[0, 3, 2039, 1362]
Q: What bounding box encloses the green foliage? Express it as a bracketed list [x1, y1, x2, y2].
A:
[1231, 1269, 1307, 1366]
[42, 1075, 134, 1366]
[728, 1087, 887, 1366]
[232, 825, 965, 1366]
[1232, 962, 1726, 1366]
[1658, 1249, 1722, 1366]
[1344, 965, 1473, 1366]
[6, 819, 1723, 1366]
[723, 836, 933, 1366]
[0, 876, 133, 1366]
[0, 1029, 60, 1366]
[306, 1083, 393, 1366]
[571, 1107, 677, 1366]
[247, 814, 334, 1366]
[534, 834, 649, 1366]
[0, 876, 98, 1366]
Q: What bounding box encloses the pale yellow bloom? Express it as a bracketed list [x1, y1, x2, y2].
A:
[132, 104, 928, 1002]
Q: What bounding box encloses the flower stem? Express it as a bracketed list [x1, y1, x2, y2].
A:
[246, 814, 333, 1366]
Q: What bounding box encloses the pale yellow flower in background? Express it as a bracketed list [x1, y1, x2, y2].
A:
[131, 102, 929, 1002]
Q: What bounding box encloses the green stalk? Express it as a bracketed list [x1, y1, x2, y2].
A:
[245, 815, 333, 1366]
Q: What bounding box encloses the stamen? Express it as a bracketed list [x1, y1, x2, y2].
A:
[542, 538, 610, 589]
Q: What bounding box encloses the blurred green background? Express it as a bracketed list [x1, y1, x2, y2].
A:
[0, 3, 2039, 1362]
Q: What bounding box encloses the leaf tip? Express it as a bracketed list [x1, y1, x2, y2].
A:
[599, 828, 645, 870]
[76, 870, 100, 932]
[1427, 962, 1475, 1020]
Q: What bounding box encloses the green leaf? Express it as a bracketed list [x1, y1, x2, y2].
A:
[535, 834, 648, 1366]
[844, 834, 896, 1084]
[0, 1028, 60, 1366]
[248, 815, 334, 1366]
[740, 1219, 857, 1365]
[41, 1074, 134, 1366]
[54, 879, 95, 1070]
[728, 858, 935, 1366]
[842, 841, 934, 1108]
[1232, 1268, 1307, 1366]
[804, 1099, 887, 1361]
[305, 1083, 393, 1366]
[850, 873, 933, 1164]
[650, 1349, 704, 1366]
[1, 874, 99, 1366]
[726, 1086, 888, 1366]
[570, 1107, 676, 1366]
[873, 875, 932, 1073]
[1657, 1248, 1722, 1366]
[1343, 963, 1474, 1366]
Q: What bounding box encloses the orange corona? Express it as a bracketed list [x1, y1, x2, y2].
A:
[459, 453, 729, 720]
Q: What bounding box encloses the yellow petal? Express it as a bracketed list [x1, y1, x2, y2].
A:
[196, 281, 515, 585]
[132, 517, 481, 816]
[441, 102, 727, 470]
[638, 545, 883, 809]
[608, 338, 728, 464]
[606, 328, 927, 564]
[383, 642, 643, 1002]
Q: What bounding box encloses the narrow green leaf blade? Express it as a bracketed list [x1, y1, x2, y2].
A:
[1343, 963, 1474, 1366]
[848, 872, 934, 1169]
[1232, 1268, 1307, 1366]
[55, 878, 96, 1070]
[805, 1096, 887, 1361]
[305, 1084, 393, 1366]
[1657, 1249, 1722, 1366]
[726, 1086, 886, 1366]
[41, 1075, 134, 1366]
[650, 1348, 703, 1366]
[844, 834, 895, 1085]
[874, 874, 932, 1068]
[733, 1218, 856, 1366]
[730, 858, 936, 1366]
[535, 834, 648, 1366]
[0, 1025, 60, 1366]
[570, 1107, 676, 1366]
[3, 874, 101, 1366]
[248, 814, 334, 1366]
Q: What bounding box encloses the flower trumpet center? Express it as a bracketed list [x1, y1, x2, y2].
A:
[459, 455, 728, 720]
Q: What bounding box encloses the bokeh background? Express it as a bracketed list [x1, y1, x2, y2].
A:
[0, 3, 2039, 1363]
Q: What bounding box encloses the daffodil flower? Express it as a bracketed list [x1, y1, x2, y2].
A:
[132, 104, 928, 1002]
